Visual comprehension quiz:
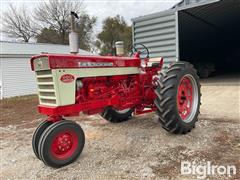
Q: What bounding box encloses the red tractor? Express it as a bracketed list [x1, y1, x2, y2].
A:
[30, 13, 200, 168]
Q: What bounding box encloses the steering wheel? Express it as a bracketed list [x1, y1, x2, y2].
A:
[131, 43, 150, 59]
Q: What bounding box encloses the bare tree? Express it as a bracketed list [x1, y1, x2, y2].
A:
[2, 4, 36, 42]
[34, 0, 85, 44]
[2, 0, 96, 50]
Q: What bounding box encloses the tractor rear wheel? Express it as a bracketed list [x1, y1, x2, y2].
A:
[101, 107, 133, 123]
[154, 61, 201, 134]
[32, 120, 52, 159]
[38, 120, 85, 168]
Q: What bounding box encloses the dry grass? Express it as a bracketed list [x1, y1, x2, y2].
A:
[0, 95, 44, 126]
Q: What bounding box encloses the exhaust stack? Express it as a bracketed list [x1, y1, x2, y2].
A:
[69, 11, 79, 54]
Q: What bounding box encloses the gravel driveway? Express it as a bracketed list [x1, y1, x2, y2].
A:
[1, 77, 239, 179]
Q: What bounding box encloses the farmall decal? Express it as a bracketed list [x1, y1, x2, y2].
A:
[60, 74, 75, 83]
[78, 62, 114, 67]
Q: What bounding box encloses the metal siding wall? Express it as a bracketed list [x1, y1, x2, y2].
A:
[133, 11, 177, 64]
[2, 57, 37, 98]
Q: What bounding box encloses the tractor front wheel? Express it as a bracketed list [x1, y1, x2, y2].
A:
[38, 120, 85, 168]
[32, 120, 52, 159]
[154, 61, 201, 134]
[101, 107, 133, 123]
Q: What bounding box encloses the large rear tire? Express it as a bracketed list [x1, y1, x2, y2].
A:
[154, 62, 201, 134]
[101, 107, 133, 123]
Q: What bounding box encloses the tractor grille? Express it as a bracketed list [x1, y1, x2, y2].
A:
[36, 70, 57, 106]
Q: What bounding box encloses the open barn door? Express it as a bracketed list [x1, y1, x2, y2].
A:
[178, 0, 240, 77]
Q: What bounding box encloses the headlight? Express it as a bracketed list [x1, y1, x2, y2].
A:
[33, 57, 49, 71]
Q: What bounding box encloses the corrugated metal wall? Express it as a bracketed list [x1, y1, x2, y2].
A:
[132, 10, 178, 64]
[1, 57, 37, 98]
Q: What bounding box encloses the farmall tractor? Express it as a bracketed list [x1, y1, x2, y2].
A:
[30, 12, 201, 168]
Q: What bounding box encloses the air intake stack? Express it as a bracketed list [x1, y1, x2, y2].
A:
[115, 41, 124, 56]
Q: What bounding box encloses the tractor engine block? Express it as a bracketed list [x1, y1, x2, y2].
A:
[75, 75, 141, 114]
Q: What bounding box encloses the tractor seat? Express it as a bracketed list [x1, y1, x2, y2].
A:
[147, 57, 163, 67]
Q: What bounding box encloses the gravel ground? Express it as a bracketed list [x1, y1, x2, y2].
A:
[0, 76, 240, 179]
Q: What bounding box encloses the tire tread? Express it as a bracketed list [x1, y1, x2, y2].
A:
[154, 61, 201, 134]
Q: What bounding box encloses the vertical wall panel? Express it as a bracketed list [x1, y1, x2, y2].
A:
[2, 57, 37, 98]
[132, 10, 178, 64]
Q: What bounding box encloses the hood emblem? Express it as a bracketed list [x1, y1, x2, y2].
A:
[60, 74, 75, 83]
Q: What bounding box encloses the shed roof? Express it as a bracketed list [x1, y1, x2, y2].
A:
[132, 0, 218, 22]
[172, 0, 210, 9]
[0, 41, 93, 57]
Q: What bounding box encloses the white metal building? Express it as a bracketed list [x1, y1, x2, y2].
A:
[0, 41, 93, 99]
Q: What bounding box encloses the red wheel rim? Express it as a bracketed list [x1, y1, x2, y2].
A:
[50, 130, 78, 160]
[177, 76, 193, 120]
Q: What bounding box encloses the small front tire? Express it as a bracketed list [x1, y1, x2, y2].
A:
[32, 120, 52, 159]
[38, 120, 85, 168]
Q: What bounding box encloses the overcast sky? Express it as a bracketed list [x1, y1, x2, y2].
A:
[0, 0, 181, 41]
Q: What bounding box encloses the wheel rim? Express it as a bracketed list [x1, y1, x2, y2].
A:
[115, 108, 131, 114]
[50, 130, 78, 160]
[177, 74, 198, 123]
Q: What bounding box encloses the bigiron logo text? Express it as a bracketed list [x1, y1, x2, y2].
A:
[181, 161, 237, 179]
